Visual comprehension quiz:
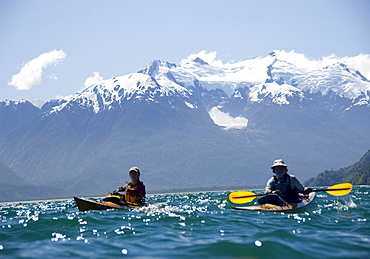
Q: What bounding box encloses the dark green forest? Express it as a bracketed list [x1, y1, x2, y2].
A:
[305, 149, 370, 186]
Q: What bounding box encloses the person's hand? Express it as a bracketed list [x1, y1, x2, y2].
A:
[304, 187, 313, 193]
[272, 190, 281, 195]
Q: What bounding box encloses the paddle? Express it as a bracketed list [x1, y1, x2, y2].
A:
[228, 191, 263, 204]
[311, 182, 353, 196]
[228, 183, 353, 204]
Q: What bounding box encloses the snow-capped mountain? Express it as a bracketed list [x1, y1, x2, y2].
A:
[49, 59, 201, 115]
[49, 50, 369, 125]
[1, 50, 369, 197]
[178, 50, 370, 107]
[51, 72, 197, 114]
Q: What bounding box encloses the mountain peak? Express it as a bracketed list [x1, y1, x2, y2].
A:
[139, 60, 177, 77]
[50, 68, 196, 114]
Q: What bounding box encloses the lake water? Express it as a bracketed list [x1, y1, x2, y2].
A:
[1, 186, 369, 258]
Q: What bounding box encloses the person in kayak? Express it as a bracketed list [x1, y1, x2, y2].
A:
[258, 159, 312, 206]
[107, 167, 146, 205]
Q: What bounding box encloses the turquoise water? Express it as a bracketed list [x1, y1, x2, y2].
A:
[1, 186, 369, 258]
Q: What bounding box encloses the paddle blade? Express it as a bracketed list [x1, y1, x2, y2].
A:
[228, 191, 259, 204]
[325, 183, 353, 196]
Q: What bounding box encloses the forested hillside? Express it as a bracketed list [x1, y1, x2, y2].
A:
[305, 149, 370, 186]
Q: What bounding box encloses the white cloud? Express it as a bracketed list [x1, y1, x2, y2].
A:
[182, 50, 224, 67]
[49, 75, 58, 80]
[84, 72, 104, 88]
[8, 50, 67, 90]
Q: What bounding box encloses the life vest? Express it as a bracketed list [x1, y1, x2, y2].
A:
[125, 181, 145, 205]
[273, 174, 299, 201]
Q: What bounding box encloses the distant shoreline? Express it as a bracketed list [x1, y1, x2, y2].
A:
[0, 185, 265, 203]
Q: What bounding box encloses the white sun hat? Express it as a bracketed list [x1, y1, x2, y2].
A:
[271, 159, 288, 168]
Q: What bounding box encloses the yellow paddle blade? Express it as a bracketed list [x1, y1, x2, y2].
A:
[324, 183, 353, 196]
[228, 191, 260, 204]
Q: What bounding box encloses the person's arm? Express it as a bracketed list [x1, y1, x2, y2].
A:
[291, 176, 304, 192]
[136, 183, 146, 196]
[265, 178, 276, 194]
[118, 181, 129, 191]
[290, 176, 312, 192]
[108, 182, 129, 194]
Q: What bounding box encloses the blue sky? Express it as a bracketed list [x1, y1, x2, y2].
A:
[1, 0, 369, 103]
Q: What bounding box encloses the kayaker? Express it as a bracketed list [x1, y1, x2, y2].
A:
[110, 167, 146, 205]
[258, 159, 312, 205]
